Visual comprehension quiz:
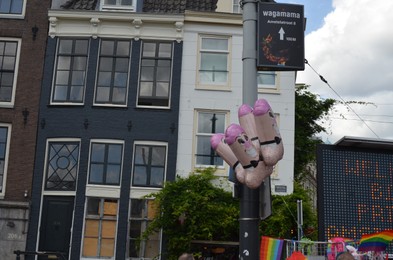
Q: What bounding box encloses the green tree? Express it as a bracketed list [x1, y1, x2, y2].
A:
[143, 168, 239, 259]
[294, 84, 336, 180]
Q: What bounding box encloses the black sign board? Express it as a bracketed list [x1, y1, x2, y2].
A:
[257, 2, 305, 71]
[317, 144, 393, 253]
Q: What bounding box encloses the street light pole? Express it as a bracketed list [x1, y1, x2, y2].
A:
[239, 0, 260, 259]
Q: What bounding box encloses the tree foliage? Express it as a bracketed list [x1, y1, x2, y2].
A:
[295, 84, 336, 180]
[143, 168, 239, 259]
[259, 182, 318, 240]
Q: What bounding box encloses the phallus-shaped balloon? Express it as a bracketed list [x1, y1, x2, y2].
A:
[210, 133, 246, 184]
[253, 99, 284, 166]
[224, 124, 272, 189]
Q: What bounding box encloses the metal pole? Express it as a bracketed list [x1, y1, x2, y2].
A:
[240, 0, 260, 259]
[297, 200, 303, 239]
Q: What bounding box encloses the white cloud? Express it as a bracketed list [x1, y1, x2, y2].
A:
[296, 0, 393, 142]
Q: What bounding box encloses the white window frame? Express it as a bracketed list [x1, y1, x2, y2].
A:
[50, 38, 89, 105]
[257, 71, 280, 94]
[0, 123, 11, 199]
[0, 37, 21, 108]
[196, 35, 231, 91]
[81, 197, 119, 259]
[0, 0, 26, 19]
[42, 138, 81, 196]
[193, 110, 229, 175]
[131, 141, 168, 189]
[127, 198, 162, 260]
[100, 0, 137, 12]
[232, 0, 242, 13]
[86, 139, 124, 198]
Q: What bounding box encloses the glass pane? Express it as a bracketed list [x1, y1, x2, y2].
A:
[71, 71, 85, 85]
[96, 87, 110, 102]
[70, 86, 83, 101]
[89, 164, 104, 183]
[116, 41, 130, 56]
[98, 72, 112, 86]
[150, 168, 164, 186]
[102, 220, 116, 238]
[87, 198, 100, 215]
[4, 42, 17, 55]
[112, 87, 126, 103]
[202, 38, 228, 50]
[115, 58, 129, 72]
[82, 237, 98, 257]
[140, 67, 154, 81]
[58, 39, 73, 54]
[84, 219, 99, 236]
[121, 0, 133, 5]
[134, 146, 148, 164]
[159, 43, 172, 58]
[101, 40, 115, 55]
[198, 113, 225, 133]
[151, 146, 165, 165]
[143, 43, 156, 57]
[99, 57, 113, 71]
[0, 128, 7, 142]
[74, 39, 89, 54]
[130, 199, 143, 218]
[55, 71, 69, 85]
[114, 72, 127, 87]
[156, 82, 169, 97]
[156, 67, 170, 81]
[108, 144, 122, 163]
[0, 86, 12, 101]
[200, 71, 227, 83]
[133, 166, 147, 185]
[101, 238, 115, 257]
[53, 85, 67, 101]
[0, 0, 11, 13]
[91, 143, 105, 162]
[257, 72, 276, 85]
[142, 59, 154, 66]
[200, 53, 227, 70]
[73, 56, 87, 70]
[3, 56, 16, 70]
[57, 56, 71, 70]
[139, 82, 153, 97]
[1, 72, 13, 86]
[144, 239, 160, 257]
[106, 165, 120, 184]
[104, 0, 116, 5]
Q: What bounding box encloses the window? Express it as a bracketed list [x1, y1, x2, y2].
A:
[95, 39, 131, 106]
[128, 199, 161, 259]
[52, 39, 89, 104]
[0, 38, 20, 107]
[100, 0, 136, 11]
[88, 141, 123, 185]
[45, 141, 80, 191]
[138, 41, 172, 108]
[82, 198, 118, 258]
[198, 36, 230, 87]
[195, 111, 226, 167]
[233, 0, 241, 13]
[0, 124, 11, 196]
[0, 0, 26, 18]
[257, 71, 278, 92]
[132, 142, 167, 188]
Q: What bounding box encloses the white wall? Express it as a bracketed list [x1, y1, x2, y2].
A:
[176, 18, 295, 194]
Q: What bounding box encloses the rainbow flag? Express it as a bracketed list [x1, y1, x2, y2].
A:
[260, 236, 284, 260]
[358, 230, 393, 252]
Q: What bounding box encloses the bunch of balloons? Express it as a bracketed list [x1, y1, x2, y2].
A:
[210, 99, 283, 189]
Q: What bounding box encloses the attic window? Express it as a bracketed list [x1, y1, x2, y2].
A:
[100, 0, 136, 11]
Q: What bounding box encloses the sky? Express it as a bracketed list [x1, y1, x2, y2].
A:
[273, 0, 393, 144]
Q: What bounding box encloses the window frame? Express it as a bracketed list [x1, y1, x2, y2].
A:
[137, 41, 173, 109]
[100, 0, 137, 12]
[0, 37, 21, 108]
[257, 71, 280, 94]
[193, 110, 229, 173]
[196, 35, 231, 91]
[131, 141, 168, 189]
[94, 39, 132, 107]
[232, 0, 241, 13]
[0, 123, 11, 198]
[82, 197, 119, 259]
[0, 0, 26, 19]
[51, 38, 90, 105]
[127, 198, 162, 259]
[87, 139, 124, 186]
[43, 139, 81, 193]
